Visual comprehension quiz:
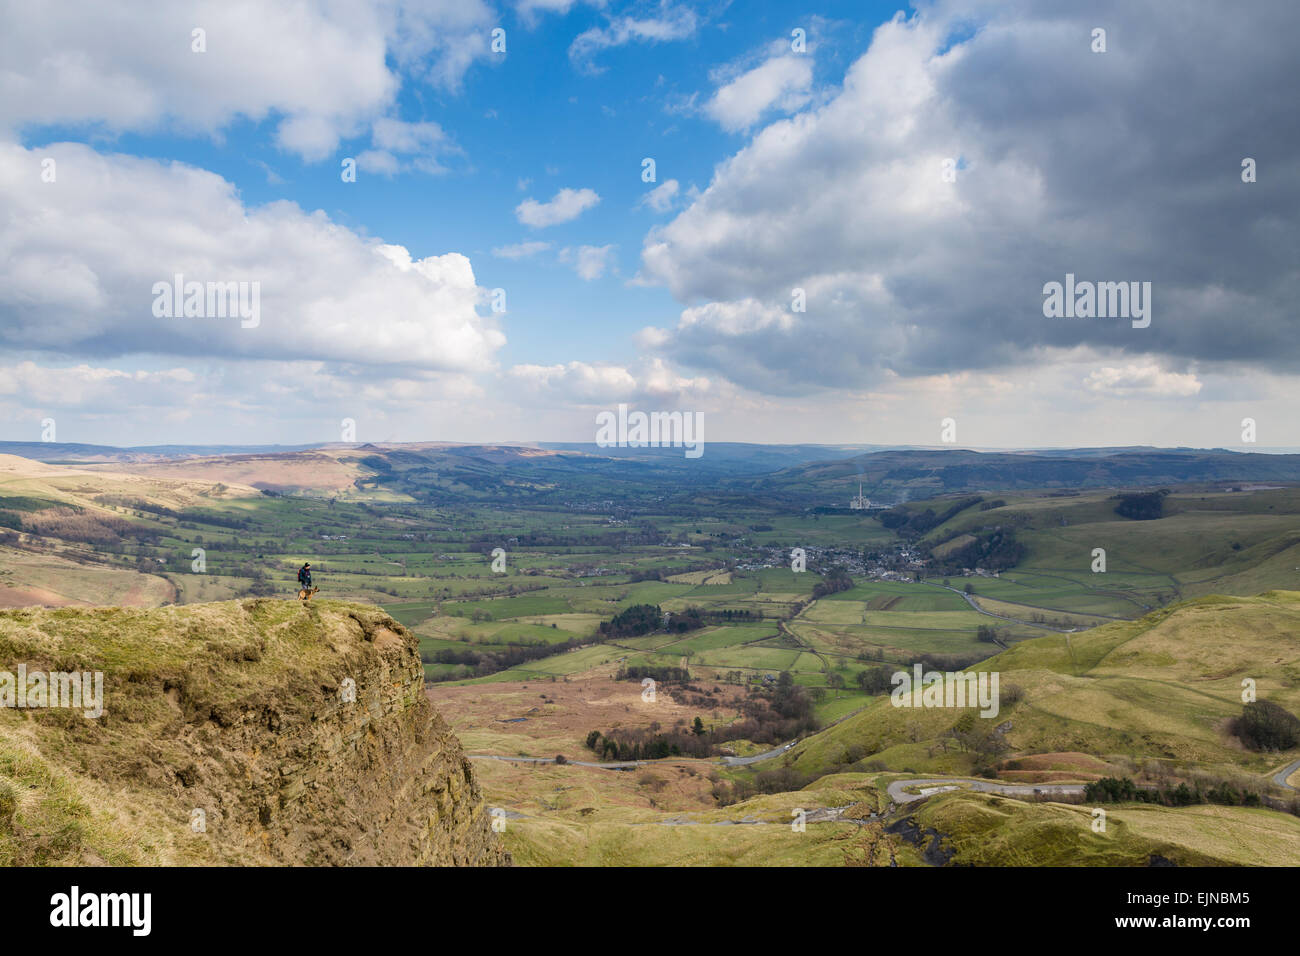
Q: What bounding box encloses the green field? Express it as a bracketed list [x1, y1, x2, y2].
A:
[8, 457, 1300, 867]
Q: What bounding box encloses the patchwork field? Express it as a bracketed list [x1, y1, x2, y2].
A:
[4, 447, 1300, 866]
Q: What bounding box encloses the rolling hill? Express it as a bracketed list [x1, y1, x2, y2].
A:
[781, 591, 1300, 786]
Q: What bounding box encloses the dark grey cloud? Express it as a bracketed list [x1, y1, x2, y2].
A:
[637, 0, 1300, 394]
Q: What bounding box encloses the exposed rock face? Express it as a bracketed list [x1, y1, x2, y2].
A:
[0, 599, 509, 866]
[184, 609, 508, 865]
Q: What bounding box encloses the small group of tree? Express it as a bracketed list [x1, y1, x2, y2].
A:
[812, 567, 853, 599]
[1113, 489, 1170, 521]
[626, 568, 666, 582]
[21, 507, 156, 547]
[929, 528, 1025, 574]
[592, 671, 820, 762]
[855, 665, 895, 694]
[92, 494, 180, 519]
[585, 728, 707, 761]
[615, 665, 690, 683]
[703, 608, 761, 622]
[664, 607, 707, 633]
[975, 624, 1003, 644]
[598, 603, 662, 638]
[1230, 700, 1300, 751]
[907, 650, 988, 671]
[714, 766, 815, 807]
[1085, 776, 1262, 808]
[424, 637, 587, 681]
[946, 711, 1010, 756]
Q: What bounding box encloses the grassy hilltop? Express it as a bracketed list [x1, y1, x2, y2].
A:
[464, 593, 1300, 866]
[784, 591, 1300, 780]
[0, 599, 505, 866]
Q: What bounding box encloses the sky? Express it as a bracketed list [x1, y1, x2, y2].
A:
[1, 0, 1298, 450]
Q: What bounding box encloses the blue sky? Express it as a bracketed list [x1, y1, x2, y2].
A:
[23, 1, 882, 370]
[2, 1, 1298, 449]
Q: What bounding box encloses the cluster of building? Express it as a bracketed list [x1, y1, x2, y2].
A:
[735, 544, 926, 579]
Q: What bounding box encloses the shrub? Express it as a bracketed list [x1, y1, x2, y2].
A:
[1232, 700, 1300, 751]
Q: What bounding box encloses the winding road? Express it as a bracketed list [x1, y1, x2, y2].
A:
[885, 777, 1087, 804]
[473, 762, 1299, 835]
[1272, 758, 1300, 790]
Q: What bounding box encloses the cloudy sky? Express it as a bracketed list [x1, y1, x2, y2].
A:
[1, 0, 1297, 449]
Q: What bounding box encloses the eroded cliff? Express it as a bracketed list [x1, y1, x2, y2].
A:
[0, 598, 508, 866]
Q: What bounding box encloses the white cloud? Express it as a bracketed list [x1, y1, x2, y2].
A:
[357, 118, 457, 175]
[0, 356, 498, 445]
[0, 1, 494, 160]
[676, 299, 798, 336]
[637, 178, 680, 212]
[252, 159, 286, 184]
[705, 55, 814, 132]
[508, 361, 637, 401]
[0, 361, 196, 408]
[492, 241, 552, 259]
[515, 187, 601, 227]
[356, 149, 401, 175]
[1084, 364, 1202, 398]
[507, 357, 710, 406]
[560, 244, 616, 280]
[372, 118, 448, 154]
[0, 141, 505, 371]
[516, 0, 607, 25]
[569, 2, 699, 73]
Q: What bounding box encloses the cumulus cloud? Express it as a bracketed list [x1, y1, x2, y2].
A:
[0, 356, 496, 444]
[637, 0, 1300, 395]
[516, 0, 606, 26]
[637, 178, 680, 212]
[508, 361, 638, 401]
[0, 0, 494, 160]
[357, 118, 458, 175]
[507, 357, 710, 406]
[560, 244, 616, 280]
[1084, 364, 1202, 397]
[0, 142, 505, 371]
[516, 187, 601, 227]
[704, 55, 814, 132]
[569, 2, 699, 73]
[0, 361, 197, 409]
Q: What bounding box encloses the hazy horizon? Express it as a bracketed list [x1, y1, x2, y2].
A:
[6, 438, 1300, 457]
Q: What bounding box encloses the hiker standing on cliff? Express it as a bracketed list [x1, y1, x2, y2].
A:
[298, 562, 312, 589]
